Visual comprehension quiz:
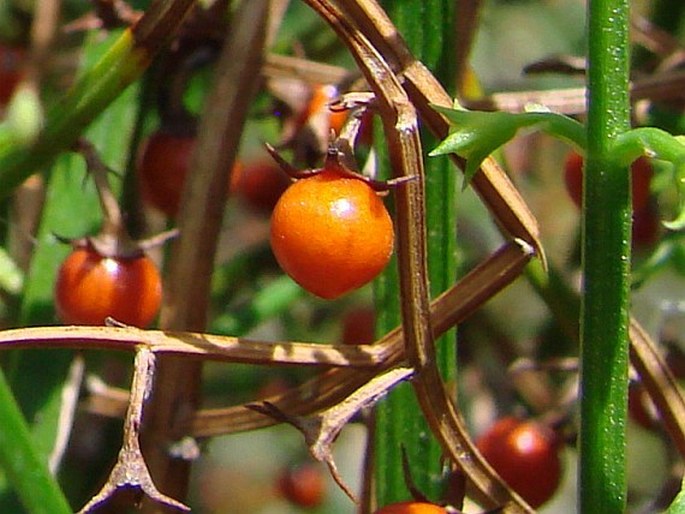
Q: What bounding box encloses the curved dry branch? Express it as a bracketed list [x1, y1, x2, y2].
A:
[0, 325, 391, 367]
[300, 2, 536, 511]
[338, 0, 544, 265]
[64, 240, 529, 436]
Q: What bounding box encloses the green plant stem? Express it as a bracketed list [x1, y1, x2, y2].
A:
[0, 0, 195, 199]
[580, 0, 631, 511]
[374, 0, 456, 504]
[0, 370, 71, 514]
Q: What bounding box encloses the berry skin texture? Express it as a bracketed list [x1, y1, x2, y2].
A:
[55, 246, 162, 327]
[564, 151, 653, 211]
[277, 463, 326, 508]
[373, 501, 447, 514]
[270, 169, 394, 299]
[137, 130, 196, 217]
[476, 416, 562, 508]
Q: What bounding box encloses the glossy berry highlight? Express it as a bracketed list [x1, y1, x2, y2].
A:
[270, 168, 394, 299]
[476, 416, 562, 508]
[55, 245, 162, 327]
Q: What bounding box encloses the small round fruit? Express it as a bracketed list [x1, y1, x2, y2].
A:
[341, 306, 375, 345]
[0, 45, 24, 106]
[373, 501, 447, 514]
[55, 245, 162, 327]
[277, 463, 326, 508]
[270, 169, 394, 299]
[299, 84, 347, 135]
[137, 130, 196, 217]
[632, 202, 660, 250]
[229, 160, 290, 212]
[476, 416, 562, 508]
[564, 151, 652, 212]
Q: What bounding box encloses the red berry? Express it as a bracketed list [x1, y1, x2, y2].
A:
[0, 45, 24, 106]
[137, 130, 196, 217]
[55, 245, 162, 327]
[476, 416, 562, 508]
[341, 306, 376, 345]
[277, 463, 326, 508]
[632, 203, 660, 250]
[564, 151, 652, 212]
[373, 501, 447, 514]
[270, 168, 394, 299]
[229, 160, 290, 212]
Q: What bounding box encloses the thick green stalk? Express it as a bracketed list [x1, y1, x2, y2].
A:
[374, 0, 456, 504]
[580, 0, 631, 511]
[0, 371, 71, 514]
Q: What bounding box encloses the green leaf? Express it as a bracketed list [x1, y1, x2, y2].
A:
[0, 29, 141, 512]
[429, 105, 585, 184]
[612, 128, 685, 230]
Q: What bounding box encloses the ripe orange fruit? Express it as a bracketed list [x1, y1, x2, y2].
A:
[373, 501, 447, 514]
[55, 244, 162, 327]
[270, 168, 394, 299]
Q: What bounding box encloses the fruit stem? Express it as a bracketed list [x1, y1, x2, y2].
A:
[75, 139, 132, 254]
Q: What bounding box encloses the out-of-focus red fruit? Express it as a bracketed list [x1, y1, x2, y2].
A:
[476, 416, 562, 508]
[341, 306, 375, 345]
[632, 203, 660, 250]
[277, 463, 326, 508]
[564, 151, 653, 212]
[137, 130, 196, 217]
[229, 161, 290, 212]
[0, 45, 24, 106]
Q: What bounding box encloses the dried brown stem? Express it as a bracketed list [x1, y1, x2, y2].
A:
[140, 2, 270, 509]
[629, 318, 685, 458]
[337, 0, 544, 263]
[78, 348, 190, 513]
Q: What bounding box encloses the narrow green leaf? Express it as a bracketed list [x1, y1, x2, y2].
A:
[0, 29, 140, 512]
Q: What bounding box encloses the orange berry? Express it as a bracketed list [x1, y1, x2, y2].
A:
[277, 463, 326, 508]
[373, 501, 447, 514]
[270, 169, 394, 299]
[55, 245, 162, 328]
